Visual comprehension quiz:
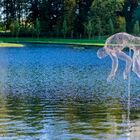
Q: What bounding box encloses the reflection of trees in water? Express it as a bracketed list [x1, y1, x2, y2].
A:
[6, 96, 45, 123]
[0, 93, 140, 139]
[0, 96, 9, 137]
[0, 95, 45, 137]
[56, 100, 132, 139]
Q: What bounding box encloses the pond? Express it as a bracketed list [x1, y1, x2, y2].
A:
[0, 44, 140, 140]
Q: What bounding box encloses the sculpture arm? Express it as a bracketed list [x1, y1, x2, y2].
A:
[116, 51, 132, 80]
[107, 53, 118, 82]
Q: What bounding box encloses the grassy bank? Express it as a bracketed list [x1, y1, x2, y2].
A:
[0, 43, 24, 47]
[0, 37, 106, 47]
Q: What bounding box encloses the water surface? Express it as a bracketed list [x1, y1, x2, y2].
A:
[0, 44, 140, 140]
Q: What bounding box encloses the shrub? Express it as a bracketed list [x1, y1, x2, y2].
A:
[10, 21, 20, 37]
[133, 20, 140, 36]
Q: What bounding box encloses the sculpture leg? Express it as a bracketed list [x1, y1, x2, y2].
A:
[132, 50, 140, 78]
[132, 52, 136, 72]
[107, 53, 118, 81]
[116, 51, 132, 80]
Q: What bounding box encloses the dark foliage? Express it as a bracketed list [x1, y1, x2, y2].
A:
[0, 0, 140, 38]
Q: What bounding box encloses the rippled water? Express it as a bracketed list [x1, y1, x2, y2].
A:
[0, 44, 140, 140]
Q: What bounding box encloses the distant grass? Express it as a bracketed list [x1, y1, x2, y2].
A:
[0, 43, 24, 47]
[0, 37, 106, 47]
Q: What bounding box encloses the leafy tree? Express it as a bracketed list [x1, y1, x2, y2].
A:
[117, 16, 126, 32]
[2, 0, 28, 29]
[133, 5, 140, 21]
[133, 20, 140, 36]
[16, 0, 28, 23]
[10, 20, 20, 37]
[39, 0, 49, 34]
[133, 4, 140, 35]
[29, 23, 36, 37]
[63, 0, 76, 37]
[2, 0, 15, 29]
[62, 18, 68, 38]
[74, 0, 93, 38]
[123, 0, 139, 33]
[35, 18, 40, 38]
[90, 0, 124, 35]
[84, 19, 93, 39]
[95, 17, 103, 38]
[48, 0, 64, 34]
[28, 0, 40, 23]
[109, 18, 115, 35]
[1, 0, 140, 38]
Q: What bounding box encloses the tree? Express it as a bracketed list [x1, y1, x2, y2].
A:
[133, 20, 140, 36]
[1, 0, 139, 38]
[28, 0, 40, 23]
[10, 20, 20, 37]
[39, 0, 49, 34]
[2, 0, 15, 29]
[109, 18, 115, 35]
[90, 0, 124, 35]
[1, 0, 28, 30]
[62, 18, 68, 38]
[123, 0, 139, 33]
[16, 0, 28, 23]
[117, 16, 126, 32]
[63, 0, 76, 38]
[133, 5, 140, 21]
[95, 17, 103, 38]
[35, 18, 40, 38]
[84, 19, 93, 39]
[74, 0, 93, 38]
[132, 4, 140, 36]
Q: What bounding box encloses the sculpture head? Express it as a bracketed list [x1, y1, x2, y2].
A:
[97, 48, 107, 59]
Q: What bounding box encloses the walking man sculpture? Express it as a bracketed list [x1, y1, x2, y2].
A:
[97, 32, 140, 81]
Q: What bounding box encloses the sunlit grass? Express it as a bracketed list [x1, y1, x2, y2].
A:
[0, 43, 24, 47]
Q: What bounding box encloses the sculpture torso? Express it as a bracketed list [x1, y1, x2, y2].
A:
[104, 32, 136, 52]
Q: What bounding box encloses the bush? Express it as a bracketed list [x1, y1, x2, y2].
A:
[109, 19, 115, 34]
[117, 16, 126, 32]
[10, 21, 20, 37]
[84, 20, 93, 39]
[133, 21, 140, 36]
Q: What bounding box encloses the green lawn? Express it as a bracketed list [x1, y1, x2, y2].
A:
[0, 37, 106, 47]
[0, 43, 24, 47]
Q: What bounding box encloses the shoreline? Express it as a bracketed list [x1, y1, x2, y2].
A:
[0, 43, 24, 47]
[0, 37, 106, 47]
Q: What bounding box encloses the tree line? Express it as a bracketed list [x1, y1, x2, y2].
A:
[0, 0, 140, 38]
